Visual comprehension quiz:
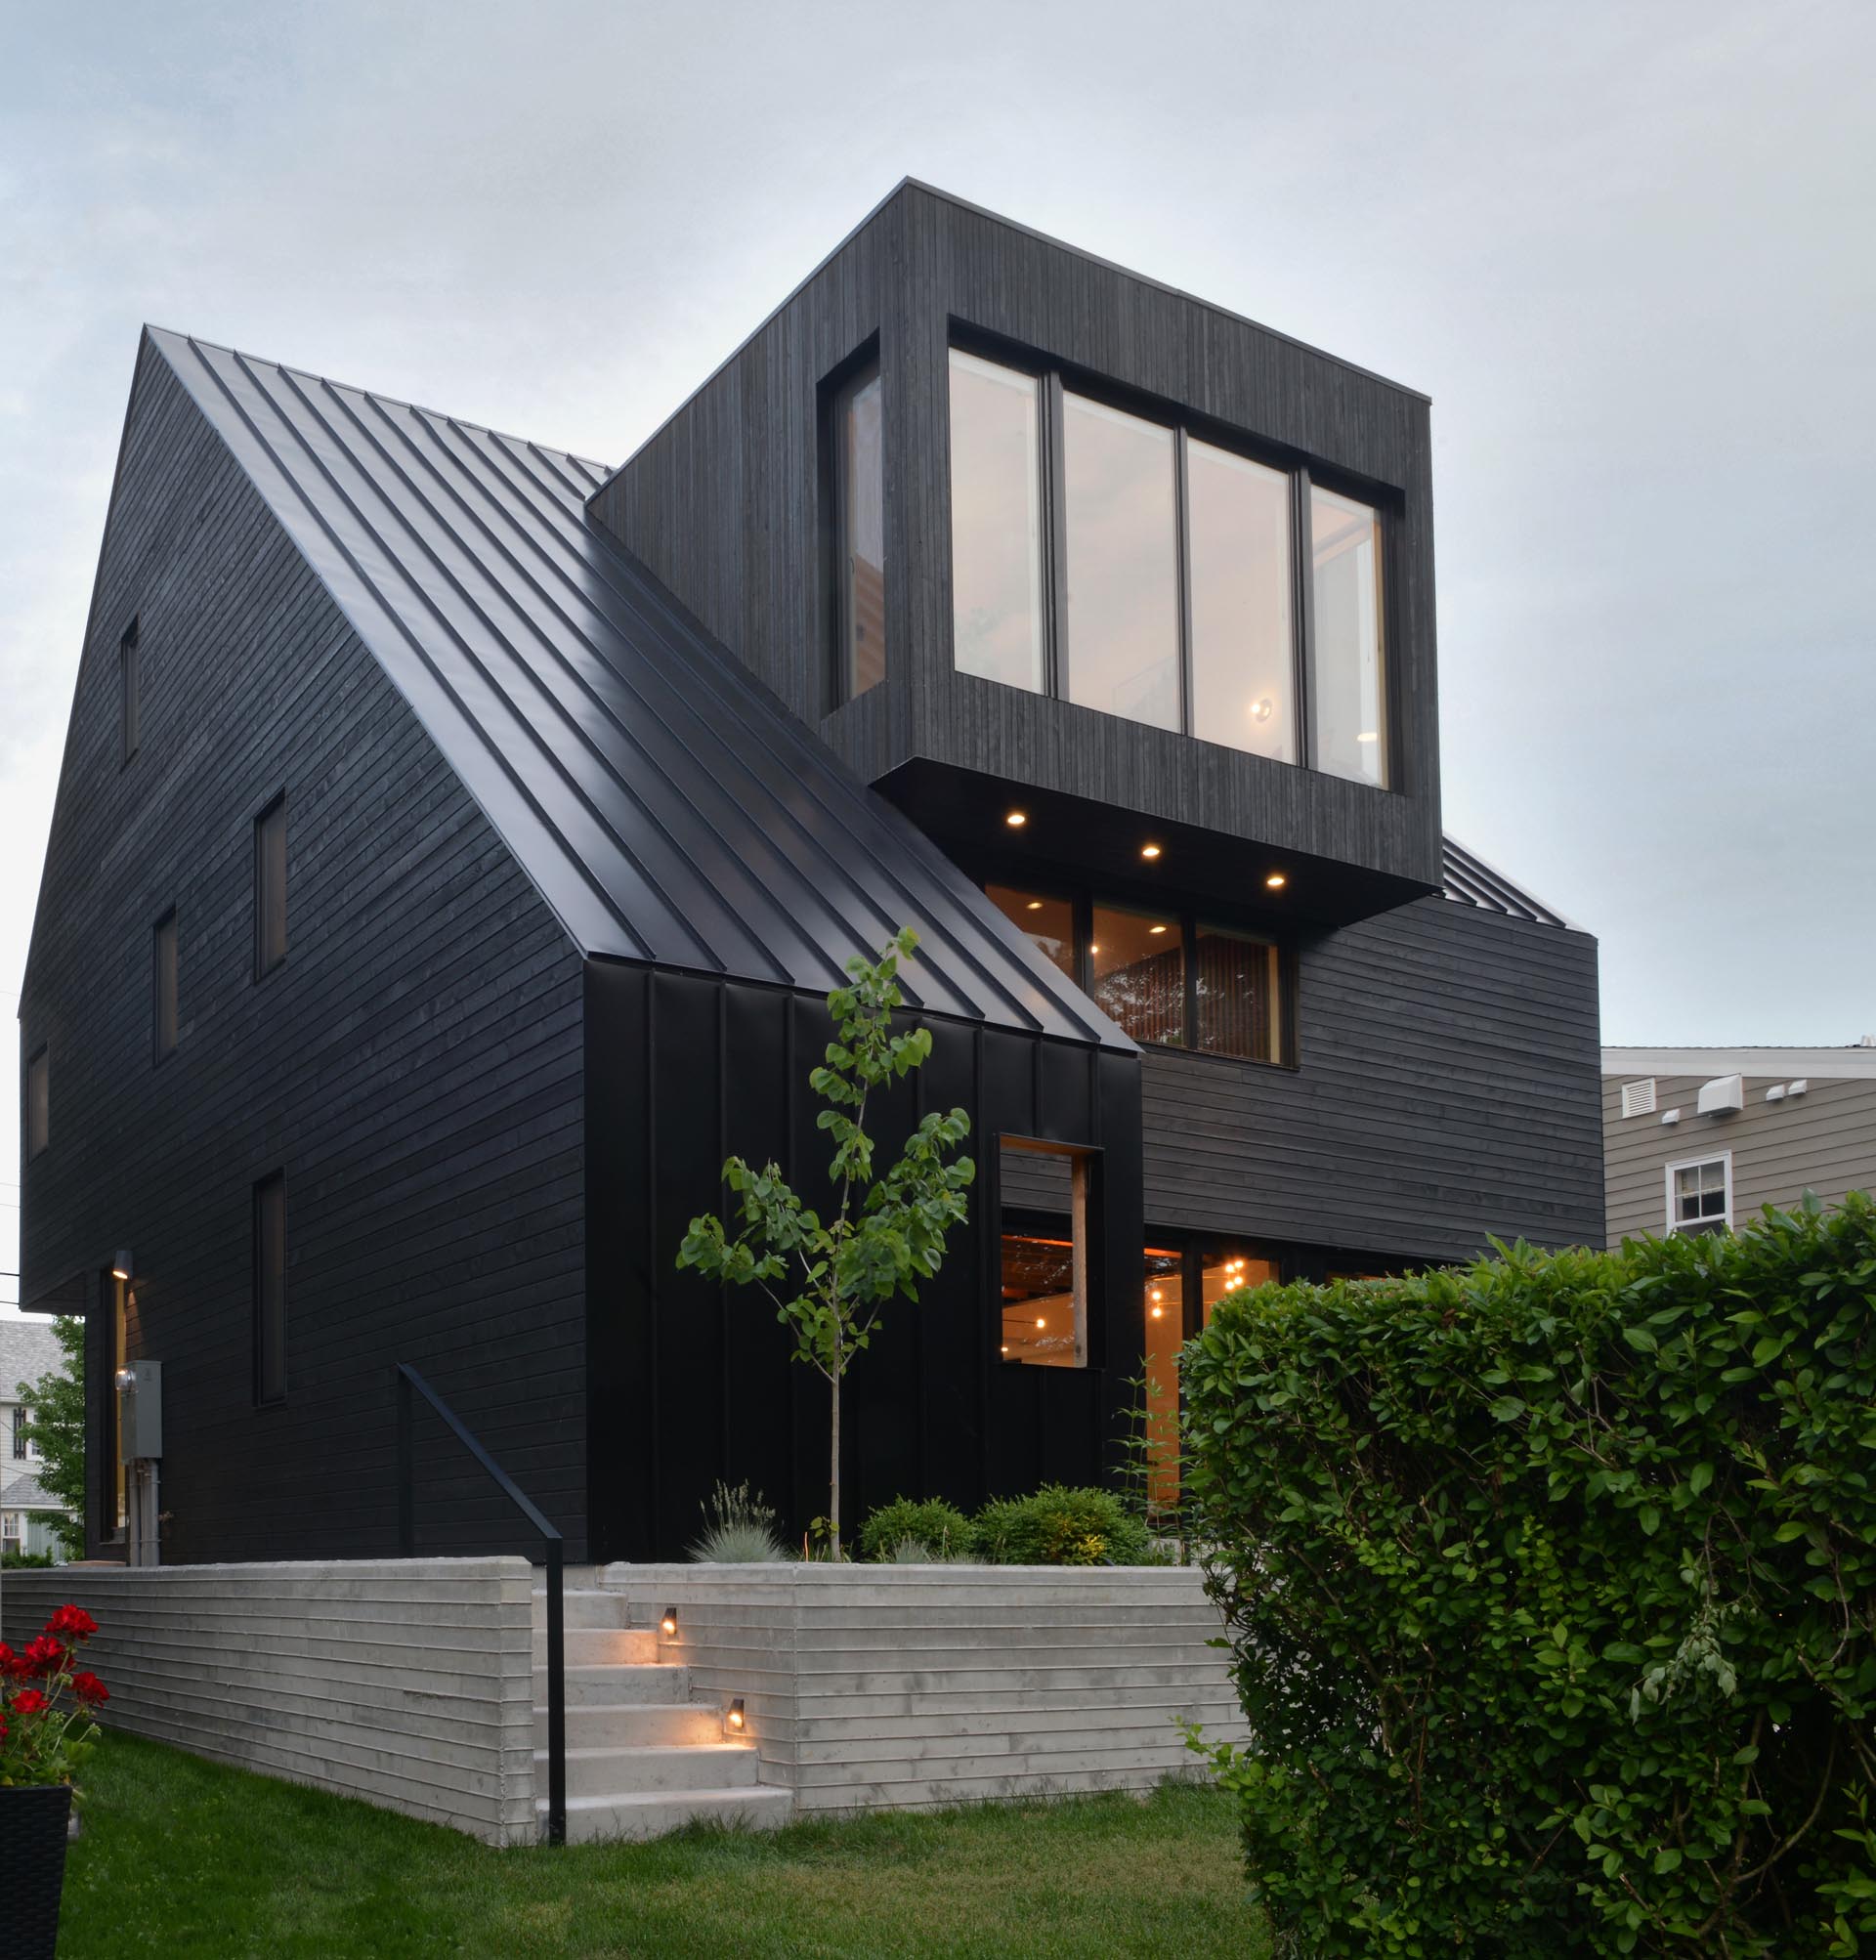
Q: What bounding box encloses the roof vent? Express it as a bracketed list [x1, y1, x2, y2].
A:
[1696, 1074, 1744, 1117]
[1620, 1079, 1657, 1120]
[1858, 1035, 1876, 1048]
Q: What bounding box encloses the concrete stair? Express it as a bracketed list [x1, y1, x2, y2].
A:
[533, 1588, 788, 1844]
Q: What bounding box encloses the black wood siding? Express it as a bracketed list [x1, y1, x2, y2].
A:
[18, 342, 588, 1562]
[593, 181, 1441, 900]
[1134, 899, 1604, 1261]
[583, 960, 1144, 1560]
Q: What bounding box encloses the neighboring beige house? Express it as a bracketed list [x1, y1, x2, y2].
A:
[1603, 1040, 1876, 1245]
[1, 1318, 74, 1561]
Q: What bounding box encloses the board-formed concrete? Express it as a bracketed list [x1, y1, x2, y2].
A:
[1, 1557, 537, 1845]
[594, 1562, 1250, 1812]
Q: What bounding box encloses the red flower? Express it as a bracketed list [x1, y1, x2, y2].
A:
[0, 1644, 19, 1679]
[21, 1637, 64, 1677]
[46, 1605, 98, 1641]
[70, 1672, 108, 1706]
[9, 1689, 48, 1717]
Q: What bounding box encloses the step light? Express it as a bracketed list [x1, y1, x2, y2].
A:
[727, 1698, 746, 1731]
[660, 1606, 678, 1639]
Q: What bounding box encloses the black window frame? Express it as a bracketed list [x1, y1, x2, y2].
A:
[253, 1171, 287, 1407]
[253, 791, 287, 981]
[945, 326, 1399, 790]
[152, 907, 179, 1064]
[119, 616, 141, 767]
[25, 1044, 49, 1160]
[994, 1135, 1103, 1373]
[980, 870, 1296, 1069]
[821, 334, 885, 711]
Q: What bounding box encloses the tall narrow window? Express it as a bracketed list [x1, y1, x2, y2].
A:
[1089, 904, 1184, 1047]
[833, 363, 885, 699]
[1667, 1156, 1730, 1237]
[255, 794, 287, 978]
[949, 350, 1046, 694]
[254, 1172, 287, 1405]
[26, 1045, 49, 1159]
[1194, 924, 1284, 1064]
[120, 618, 141, 764]
[110, 1271, 129, 1533]
[1187, 441, 1296, 760]
[998, 1139, 1090, 1369]
[1062, 393, 1181, 732]
[1309, 486, 1386, 788]
[153, 910, 179, 1061]
[11, 1409, 27, 1460]
[1142, 1247, 1184, 1509]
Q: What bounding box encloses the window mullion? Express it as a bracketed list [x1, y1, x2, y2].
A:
[1174, 428, 1194, 737]
[1183, 910, 1199, 1050]
[1045, 371, 1069, 701]
[1293, 466, 1315, 772]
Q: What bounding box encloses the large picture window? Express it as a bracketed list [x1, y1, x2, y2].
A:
[985, 882, 1288, 1064]
[946, 344, 1389, 788]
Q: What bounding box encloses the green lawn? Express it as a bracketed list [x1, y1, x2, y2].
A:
[58, 1732, 1265, 1959]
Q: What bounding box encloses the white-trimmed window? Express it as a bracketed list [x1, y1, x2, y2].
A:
[1666, 1153, 1731, 1236]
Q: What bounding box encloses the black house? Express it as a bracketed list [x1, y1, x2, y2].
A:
[19, 184, 1602, 1565]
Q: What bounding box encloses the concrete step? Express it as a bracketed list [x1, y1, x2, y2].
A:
[533, 1626, 659, 1667]
[537, 1742, 761, 1799]
[550, 1662, 693, 1707]
[535, 1701, 724, 1750]
[532, 1589, 635, 1631]
[542, 1785, 792, 1845]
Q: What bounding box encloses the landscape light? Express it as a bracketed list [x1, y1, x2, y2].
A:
[660, 1606, 678, 1638]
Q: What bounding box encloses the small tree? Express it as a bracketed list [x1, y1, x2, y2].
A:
[677, 928, 973, 1558]
[18, 1316, 87, 1558]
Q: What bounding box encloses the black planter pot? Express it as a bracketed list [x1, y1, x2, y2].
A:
[0, 1783, 73, 1960]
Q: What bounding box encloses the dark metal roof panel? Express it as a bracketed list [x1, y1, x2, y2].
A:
[1441, 837, 1578, 930]
[148, 327, 1132, 1051]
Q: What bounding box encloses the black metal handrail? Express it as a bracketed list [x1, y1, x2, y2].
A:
[395, 1362, 565, 1847]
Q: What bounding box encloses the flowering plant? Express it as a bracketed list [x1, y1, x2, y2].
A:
[0, 1604, 107, 1788]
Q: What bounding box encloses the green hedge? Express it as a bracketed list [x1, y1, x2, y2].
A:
[973, 1483, 1152, 1567]
[1181, 1197, 1876, 1957]
[858, 1496, 975, 1561]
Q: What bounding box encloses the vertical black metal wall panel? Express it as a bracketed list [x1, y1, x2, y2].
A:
[19, 344, 588, 1562]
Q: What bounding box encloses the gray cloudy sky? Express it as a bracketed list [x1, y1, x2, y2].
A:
[3, 1, 1873, 1306]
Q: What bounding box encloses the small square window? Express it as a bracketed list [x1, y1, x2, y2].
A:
[26, 1045, 49, 1159]
[1667, 1155, 1730, 1236]
[255, 794, 287, 978]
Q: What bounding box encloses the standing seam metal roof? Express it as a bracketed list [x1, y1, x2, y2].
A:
[147, 327, 1133, 1052]
[1440, 837, 1579, 930]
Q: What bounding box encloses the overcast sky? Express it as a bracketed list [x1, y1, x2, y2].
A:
[3, 1, 1872, 1309]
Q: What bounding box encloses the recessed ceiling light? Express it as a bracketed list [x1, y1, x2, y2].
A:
[1149, 924, 1167, 935]
[1005, 809, 1028, 828]
[1265, 873, 1287, 889]
[1140, 843, 1162, 860]
[1025, 900, 1043, 911]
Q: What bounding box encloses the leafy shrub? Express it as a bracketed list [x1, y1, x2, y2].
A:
[1, 1551, 56, 1570]
[858, 1496, 975, 1562]
[974, 1484, 1152, 1566]
[1182, 1196, 1876, 1957]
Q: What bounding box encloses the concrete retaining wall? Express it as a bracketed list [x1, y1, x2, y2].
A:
[598, 1562, 1249, 1812]
[0, 1557, 536, 1845]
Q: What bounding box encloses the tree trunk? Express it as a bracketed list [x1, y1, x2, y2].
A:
[829, 1346, 841, 1560]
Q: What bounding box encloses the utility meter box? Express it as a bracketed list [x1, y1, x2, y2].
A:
[116, 1359, 163, 1461]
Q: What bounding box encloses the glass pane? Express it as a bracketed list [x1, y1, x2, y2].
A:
[1199, 1248, 1279, 1324]
[1188, 441, 1295, 761]
[27, 1049, 48, 1156]
[1000, 1232, 1079, 1366]
[1090, 905, 1184, 1046]
[839, 369, 885, 697]
[984, 883, 1075, 980]
[949, 351, 1045, 692]
[1194, 925, 1282, 1063]
[1063, 394, 1180, 732]
[1310, 486, 1386, 787]
[1143, 1247, 1183, 1512]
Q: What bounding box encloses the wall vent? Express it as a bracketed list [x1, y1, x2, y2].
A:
[1661, 1108, 1682, 1125]
[1620, 1079, 1657, 1120]
[1696, 1074, 1745, 1116]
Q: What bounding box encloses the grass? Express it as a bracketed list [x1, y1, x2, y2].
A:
[58, 1732, 1266, 1959]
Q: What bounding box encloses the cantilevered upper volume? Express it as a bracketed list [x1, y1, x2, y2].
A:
[146, 326, 1130, 1051]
